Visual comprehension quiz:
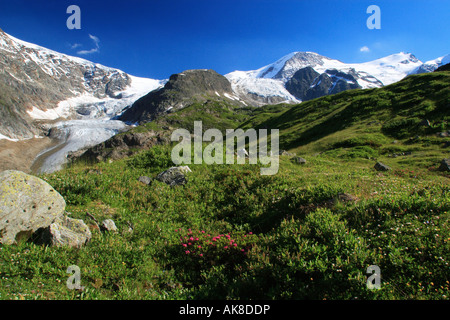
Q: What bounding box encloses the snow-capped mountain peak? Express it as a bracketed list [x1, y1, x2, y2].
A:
[225, 51, 437, 106]
[411, 53, 450, 74]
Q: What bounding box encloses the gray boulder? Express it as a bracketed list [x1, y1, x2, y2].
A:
[374, 162, 391, 171]
[138, 176, 152, 185]
[292, 156, 307, 165]
[439, 159, 450, 172]
[100, 219, 118, 232]
[156, 166, 189, 186]
[33, 215, 92, 248]
[0, 170, 66, 245]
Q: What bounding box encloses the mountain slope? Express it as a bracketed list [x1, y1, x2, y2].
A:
[0, 29, 164, 140]
[119, 69, 246, 124]
[239, 69, 450, 154]
[411, 54, 450, 74]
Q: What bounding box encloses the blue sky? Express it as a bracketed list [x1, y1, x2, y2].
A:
[0, 0, 449, 79]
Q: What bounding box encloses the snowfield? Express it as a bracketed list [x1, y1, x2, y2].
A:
[226, 51, 429, 103]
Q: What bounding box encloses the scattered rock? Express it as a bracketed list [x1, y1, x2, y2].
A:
[279, 150, 295, 156]
[138, 176, 152, 185]
[0, 170, 66, 245]
[328, 193, 358, 205]
[100, 219, 118, 232]
[438, 158, 450, 172]
[374, 162, 391, 171]
[156, 167, 189, 186]
[388, 151, 412, 158]
[33, 215, 92, 248]
[337, 193, 358, 202]
[87, 169, 102, 175]
[292, 156, 307, 165]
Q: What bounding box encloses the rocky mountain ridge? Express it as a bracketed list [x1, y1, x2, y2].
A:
[119, 69, 246, 124]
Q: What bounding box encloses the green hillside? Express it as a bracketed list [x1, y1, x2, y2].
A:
[242, 71, 450, 152]
[1, 70, 449, 301]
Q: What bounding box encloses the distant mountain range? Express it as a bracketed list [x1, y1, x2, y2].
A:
[0, 28, 448, 140]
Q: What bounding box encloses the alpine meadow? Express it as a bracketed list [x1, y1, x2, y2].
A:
[0, 1, 449, 304]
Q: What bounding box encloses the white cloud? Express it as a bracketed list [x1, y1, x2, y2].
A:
[70, 43, 82, 49]
[360, 46, 370, 53]
[77, 34, 100, 55]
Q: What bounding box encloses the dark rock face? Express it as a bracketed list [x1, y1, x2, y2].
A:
[374, 162, 391, 171]
[285, 67, 362, 102]
[435, 63, 450, 72]
[119, 69, 234, 124]
[284, 67, 320, 101]
[326, 69, 361, 95]
[439, 159, 450, 172]
[305, 73, 334, 100]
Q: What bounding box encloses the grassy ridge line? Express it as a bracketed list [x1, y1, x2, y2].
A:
[240, 71, 450, 153]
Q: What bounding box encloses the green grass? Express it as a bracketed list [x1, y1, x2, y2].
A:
[0, 143, 448, 300]
[240, 71, 450, 154]
[126, 99, 259, 135]
[0, 71, 449, 300]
